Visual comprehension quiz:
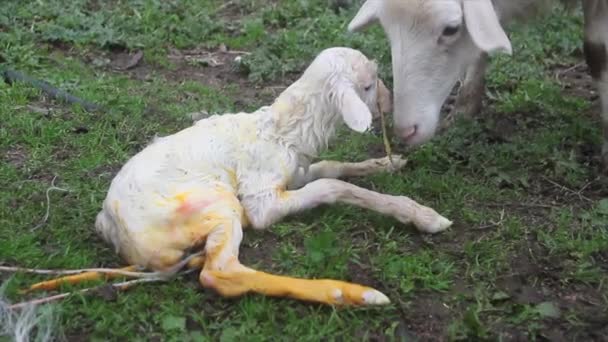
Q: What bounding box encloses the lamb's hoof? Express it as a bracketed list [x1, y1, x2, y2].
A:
[362, 290, 390, 305]
[375, 155, 407, 172]
[330, 285, 390, 306]
[426, 215, 453, 234]
[387, 155, 408, 171]
[414, 208, 453, 234]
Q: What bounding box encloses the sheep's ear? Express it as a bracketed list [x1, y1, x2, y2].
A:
[338, 86, 373, 133]
[348, 0, 380, 32]
[463, 0, 512, 55]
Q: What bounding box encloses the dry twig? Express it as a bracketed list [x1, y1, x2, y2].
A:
[8, 268, 198, 310]
[553, 62, 585, 81]
[31, 176, 70, 231]
[0, 252, 202, 280]
[377, 94, 394, 169]
[0, 266, 148, 278]
[542, 176, 593, 203]
[8, 278, 160, 310]
[483, 202, 557, 210]
[475, 209, 505, 230]
[1, 68, 102, 112]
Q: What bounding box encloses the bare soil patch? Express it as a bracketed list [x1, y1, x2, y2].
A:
[101, 46, 287, 109]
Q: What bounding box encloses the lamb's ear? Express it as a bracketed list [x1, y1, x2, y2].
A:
[348, 0, 380, 32]
[336, 84, 373, 133]
[463, 0, 512, 55]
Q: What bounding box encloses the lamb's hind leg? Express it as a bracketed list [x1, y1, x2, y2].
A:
[582, 0, 608, 171]
[199, 216, 389, 305]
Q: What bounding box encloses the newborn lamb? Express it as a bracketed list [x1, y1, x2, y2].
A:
[33, 47, 453, 306]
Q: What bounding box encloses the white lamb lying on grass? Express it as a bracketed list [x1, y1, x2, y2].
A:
[26, 47, 452, 306]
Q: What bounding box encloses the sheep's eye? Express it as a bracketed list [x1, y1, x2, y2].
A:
[364, 84, 373, 91]
[442, 25, 460, 37]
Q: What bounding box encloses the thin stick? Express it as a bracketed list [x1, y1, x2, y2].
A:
[1, 252, 203, 279]
[31, 176, 70, 231]
[554, 62, 584, 81]
[577, 178, 596, 194]
[377, 93, 394, 168]
[213, 0, 235, 13]
[8, 268, 199, 310]
[214, 50, 251, 56]
[482, 202, 557, 209]
[8, 278, 161, 310]
[181, 50, 251, 57]
[1, 266, 152, 278]
[1, 68, 102, 112]
[542, 176, 593, 203]
[474, 209, 505, 230]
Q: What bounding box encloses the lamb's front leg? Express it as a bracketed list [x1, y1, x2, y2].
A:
[244, 179, 452, 234]
[289, 155, 407, 189]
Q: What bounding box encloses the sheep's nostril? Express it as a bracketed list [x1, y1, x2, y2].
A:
[397, 125, 417, 141]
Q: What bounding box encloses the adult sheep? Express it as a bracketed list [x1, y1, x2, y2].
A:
[347, 0, 608, 169]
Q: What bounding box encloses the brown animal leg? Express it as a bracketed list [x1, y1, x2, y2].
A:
[582, 0, 608, 170]
[442, 52, 488, 131]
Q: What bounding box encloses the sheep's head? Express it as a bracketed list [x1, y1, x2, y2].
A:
[302, 47, 392, 133]
[348, 0, 512, 145]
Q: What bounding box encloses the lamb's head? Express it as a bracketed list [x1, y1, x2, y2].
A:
[301, 47, 392, 133]
[348, 0, 513, 145]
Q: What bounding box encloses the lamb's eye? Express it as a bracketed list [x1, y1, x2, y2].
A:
[442, 25, 460, 37]
[364, 84, 373, 91]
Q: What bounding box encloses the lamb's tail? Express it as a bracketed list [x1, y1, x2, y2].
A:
[1, 281, 59, 342]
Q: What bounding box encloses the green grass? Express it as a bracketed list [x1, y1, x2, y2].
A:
[1, 1, 607, 340]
